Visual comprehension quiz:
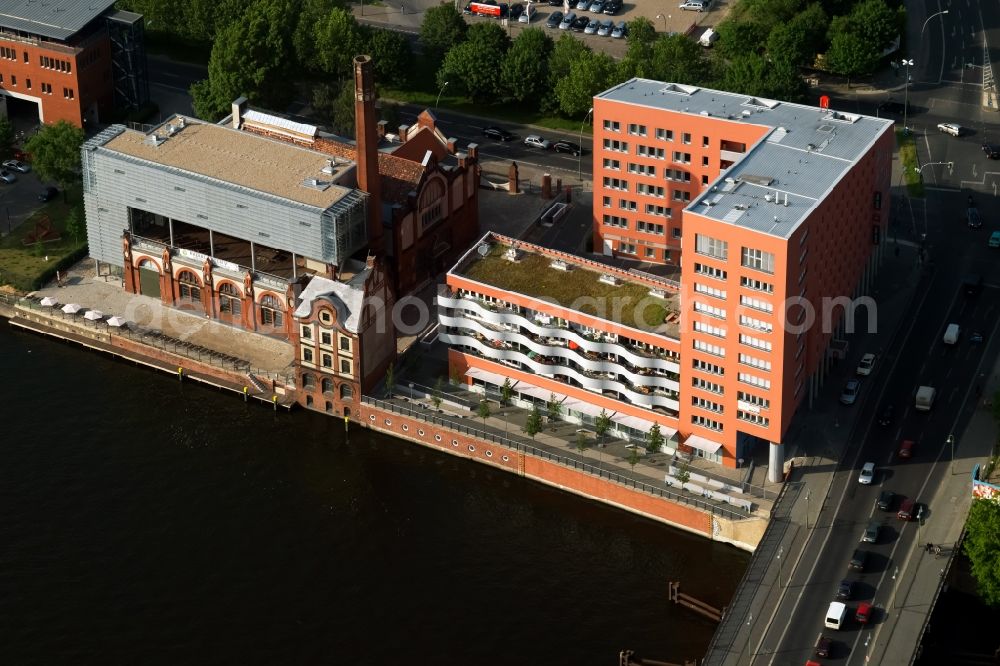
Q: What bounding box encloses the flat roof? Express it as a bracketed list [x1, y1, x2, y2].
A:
[101, 116, 357, 210]
[597, 79, 894, 240]
[0, 0, 116, 41]
[452, 234, 681, 337]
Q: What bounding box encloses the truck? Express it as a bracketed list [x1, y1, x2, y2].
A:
[699, 28, 719, 47]
[915, 385, 936, 411]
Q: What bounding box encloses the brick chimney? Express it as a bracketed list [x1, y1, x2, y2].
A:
[353, 55, 383, 255]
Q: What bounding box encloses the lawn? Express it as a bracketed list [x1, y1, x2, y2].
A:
[896, 129, 924, 198]
[0, 185, 86, 290]
[461, 243, 672, 331]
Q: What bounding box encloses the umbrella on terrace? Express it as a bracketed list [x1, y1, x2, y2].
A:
[61, 303, 82, 314]
[40, 296, 58, 307]
[106, 316, 127, 328]
[83, 310, 104, 321]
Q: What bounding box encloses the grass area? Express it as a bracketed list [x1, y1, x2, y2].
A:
[0, 185, 86, 290]
[461, 244, 671, 331]
[896, 129, 924, 198]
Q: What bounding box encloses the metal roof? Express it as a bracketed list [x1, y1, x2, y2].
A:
[596, 79, 895, 239]
[0, 0, 117, 41]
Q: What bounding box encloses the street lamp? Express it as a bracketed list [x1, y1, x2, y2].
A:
[655, 13, 667, 31]
[890, 565, 899, 609]
[746, 613, 753, 659]
[777, 546, 784, 587]
[947, 434, 955, 474]
[805, 490, 811, 529]
[435, 81, 449, 109]
[901, 59, 914, 131]
[578, 106, 594, 181]
[920, 9, 949, 41]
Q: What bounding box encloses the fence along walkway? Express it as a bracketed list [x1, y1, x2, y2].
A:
[363, 395, 750, 522]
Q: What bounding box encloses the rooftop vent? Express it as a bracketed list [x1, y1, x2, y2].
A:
[550, 259, 569, 271]
[301, 178, 331, 191]
[145, 134, 166, 147]
[504, 244, 522, 262]
[650, 288, 667, 299]
[599, 274, 620, 286]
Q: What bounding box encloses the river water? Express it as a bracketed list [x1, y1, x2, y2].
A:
[0, 322, 748, 665]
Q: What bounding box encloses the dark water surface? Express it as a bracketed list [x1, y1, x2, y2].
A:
[0, 323, 748, 665]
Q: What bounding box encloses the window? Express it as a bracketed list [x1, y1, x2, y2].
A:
[664, 169, 691, 182]
[340, 336, 351, 351]
[645, 247, 656, 258]
[177, 271, 200, 302]
[603, 119, 621, 132]
[10, 75, 15, 86]
[693, 377, 724, 394]
[738, 372, 771, 390]
[628, 162, 656, 176]
[637, 145, 665, 159]
[321, 331, 332, 346]
[672, 227, 681, 239]
[694, 302, 726, 319]
[340, 384, 354, 399]
[740, 314, 773, 333]
[739, 333, 772, 351]
[321, 378, 333, 394]
[603, 138, 629, 153]
[63, 87, 74, 99]
[695, 234, 728, 260]
[322, 353, 333, 368]
[636, 183, 665, 197]
[694, 283, 726, 299]
[602, 158, 620, 170]
[645, 204, 670, 218]
[702, 136, 710, 147]
[741, 276, 774, 293]
[603, 214, 628, 228]
[603, 177, 629, 191]
[656, 128, 673, 141]
[260, 294, 283, 327]
[739, 353, 771, 371]
[218, 282, 242, 316]
[741, 247, 775, 274]
[340, 359, 352, 374]
[738, 391, 770, 409]
[694, 262, 727, 280]
[41, 82, 51, 94]
[672, 151, 691, 164]
[0, 47, 14, 60]
[740, 294, 773, 313]
[636, 221, 664, 234]
[702, 156, 709, 167]
[672, 190, 691, 202]
[619, 242, 637, 255]
[682, 132, 692, 144]
[737, 411, 770, 427]
[22, 51, 28, 63]
[692, 396, 723, 413]
[702, 175, 709, 185]
[628, 123, 647, 136]
[693, 321, 726, 337]
[301, 325, 312, 340]
[693, 340, 725, 357]
[618, 198, 637, 211]
[302, 347, 314, 363]
[692, 358, 724, 375]
[691, 415, 723, 431]
[302, 372, 316, 389]
[25, 78, 30, 90]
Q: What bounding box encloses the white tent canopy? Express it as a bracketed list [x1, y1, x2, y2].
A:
[40, 296, 58, 307]
[83, 310, 104, 321]
[61, 303, 82, 314]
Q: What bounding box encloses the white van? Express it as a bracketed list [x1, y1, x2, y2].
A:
[699, 28, 719, 47]
[825, 601, 847, 630]
[943, 323, 960, 345]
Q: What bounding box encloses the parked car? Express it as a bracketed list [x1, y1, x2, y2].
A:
[964, 272, 983, 295]
[524, 134, 552, 150]
[553, 140, 583, 155]
[877, 490, 895, 511]
[990, 231, 1000, 248]
[858, 462, 875, 485]
[856, 352, 876, 376]
[482, 126, 513, 141]
[897, 497, 916, 520]
[2, 159, 29, 173]
[898, 439, 915, 459]
[559, 11, 576, 28]
[877, 100, 908, 117]
[815, 634, 832, 658]
[575, 0, 589, 10]
[968, 207, 982, 228]
[839, 378, 861, 405]
[984, 143, 1000, 159]
[855, 601, 873, 624]
[584, 18, 600, 33]
[679, 0, 706, 10]
[836, 580, 853, 600]
[546, 10, 563, 26]
[508, 2, 524, 18]
[849, 549, 868, 572]
[916, 503, 926, 522]
[0, 169, 16, 184]
[38, 186, 58, 202]
[571, 14, 589, 30]
[597, 18, 614, 35]
[862, 520, 880, 543]
[517, 4, 536, 21]
[878, 404, 894, 427]
[589, 0, 604, 11]
[937, 122, 963, 137]
[602, 0, 622, 13]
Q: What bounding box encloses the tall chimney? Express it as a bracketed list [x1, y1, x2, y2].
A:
[353, 55, 383, 255]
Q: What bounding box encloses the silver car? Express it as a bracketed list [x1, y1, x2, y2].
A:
[597, 18, 613, 35]
[559, 11, 576, 28]
[0, 169, 17, 183]
[575, 0, 589, 9]
[2, 159, 29, 173]
[584, 18, 600, 33]
[611, 19, 627, 38]
[517, 4, 535, 21]
[589, 0, 604, 11]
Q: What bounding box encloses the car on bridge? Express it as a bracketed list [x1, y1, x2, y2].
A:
[856, 352, 876, 375]
[862, 520, 880, 543]
[989, 231, 1000, 248]
[937, 122, 963, 137]
[898, 439, 915, 459]
[836, 579, 854, 600]
[858, 462, 876, 485]
[840, 378, 861, 405]
[878, 403, 895, 427]
[814, 634, 832, 657]
[849, 549, 868, 571]
[877, 490, 895, 510]
[855, 601, 873, 624]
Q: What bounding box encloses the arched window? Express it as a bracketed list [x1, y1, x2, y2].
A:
[325, 401, 333, 412]
[306, 395, 313, 406]
[260, 294, 283, 327]
[418, 178, 446, 231]
[219, 282, 242, 316]
[340, 383, 354, 399]
[321, 378, 333, 394]
[177, 270, 200, 302]
[302, 373, 316, 389]
[343, 407, 351, 417]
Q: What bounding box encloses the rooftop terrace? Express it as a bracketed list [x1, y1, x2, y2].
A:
[597, 79, 894, 240]
[453, 236, 681, 337]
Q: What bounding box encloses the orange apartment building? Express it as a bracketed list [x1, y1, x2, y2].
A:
[0, 1, 147, 127]
[440, 80, 894, 479]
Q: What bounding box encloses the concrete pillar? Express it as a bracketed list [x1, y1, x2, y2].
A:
[508, 161, 520, 194]
[542, 173, 552, 199]
[768, 441, 784, 483]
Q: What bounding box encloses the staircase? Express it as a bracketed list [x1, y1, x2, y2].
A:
[246, 372, 267, 394]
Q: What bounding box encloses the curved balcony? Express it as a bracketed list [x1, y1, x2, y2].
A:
[441, 332, 681, 412]
[439, 314, 681, 392]
[438, 294, 681, 374]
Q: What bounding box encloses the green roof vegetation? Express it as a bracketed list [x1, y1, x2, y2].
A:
[461, 244, 677, 332]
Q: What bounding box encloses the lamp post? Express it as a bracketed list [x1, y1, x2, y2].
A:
[805, 490, 811, 529]
[947, 434, 955, 474]
[655, 13, 667, 30]
[920, 9, 949, 41]
[901, 59, 914, 131]
[746, 613, 753, 659]
[435, 81, 449, 109]
[578, 106, 594, 181]
[890, 565, 899, 609]
[777, 546, 784, 587]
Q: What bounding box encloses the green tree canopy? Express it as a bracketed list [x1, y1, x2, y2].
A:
[714, 19, 770, 59]
[24, 120, 84, 191]
[619, 17, 657, 78]
[294, 0, 342, 68]
[313, 8, 367, 78]
[646, 423, 664, 453]
[311, 80, 356, 136]
[544, 34, 591, 112]
[524, 406, 543, 439]
[767, 3, 827, 67]
[965, 499, 1000, 606]
[365, 27, 412, 86]
[824, 30, 879, 79]
[477, 398, 492, 425]
[190, 0, 297, 121]
[501, 28, 554, 104]
[437, 22, 510, 104]
[119, 0, 249, 42]
[845, 0, 901, 52]
[554, 51, 617, 117]
[649, 33, 709, 85]
[421, 3, 469, 67]
[734, 0, 804, 34]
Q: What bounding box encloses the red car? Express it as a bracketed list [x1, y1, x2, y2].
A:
[898, 439, 914, 459]
[856, 601, 873, 624]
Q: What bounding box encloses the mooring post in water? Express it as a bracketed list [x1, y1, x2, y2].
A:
[344, 414, 349, 432]
[243, 386, 248, 402]
[177, 366, 183, 382]
[272, 395, 278, 411]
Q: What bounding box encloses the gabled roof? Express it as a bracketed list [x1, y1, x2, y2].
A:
[313, 137, 424, 205]
[294, 269, 371, 333]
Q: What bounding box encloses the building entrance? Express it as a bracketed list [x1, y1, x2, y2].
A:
[137, 261, 160, 298]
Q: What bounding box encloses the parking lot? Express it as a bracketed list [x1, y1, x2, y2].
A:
[0, 165, 58, 238]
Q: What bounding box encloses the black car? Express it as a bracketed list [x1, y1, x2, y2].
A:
[553, 140, 583, 156]
[878, 403, 894, 426]
[877, 100, 907, 116]
[507, 2, 522, 18]
[571, 14, 589, 30]
[602, 0, 622, 13]
[877, 490, 895, 511]
[837, 579, 853, 600]
[38, 186, 58, 202]
[849, 549, 868, 572]
[984, 143, 1000, 159]
[546, 10, 563, 26]
[483, 126, 514, 141]
[815, 634, 832, 658]
[964, 272, 983, 295]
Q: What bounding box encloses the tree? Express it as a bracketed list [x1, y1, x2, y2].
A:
[675, 461, 691, 485]
[385, 361, 396, 395]
[431, 376, 444, 410]
[649, 33, 709, 85]
[543, 34, 591, 113]
[554, 51, 617, 117]
[595, 409, 612, 448]
[421, 3, 469, 67]
[619, 17, 657, 79]
[575, 431, 589, 452]
[65, 206, 85, 244]
[500, 378, 514, 406]
[313, 9, 367, 79]
[524, 405, 543, 439]
[846, 0, 901, 53]
[293, 0, 342, 69]
[824, 30, 879, 81]
[437, 23, 510, 103]
[714, 19, 769, 59]
[646, 423, 664, 453]
[311, 80, 356, 136]
[24, 121, 84, 195]
[627, 446, 641, 471]
[715, 53, 771, 97]
[191, 0, 297, 121]
[0, 115, 14, 157]
[546, 392, 562, 425]
[365, 27, 412, 87]
[501, 28, 553, 104]
[768, 3, 828, 67]
[477, 398, 492, 426]
[964, 499, 1000, 606]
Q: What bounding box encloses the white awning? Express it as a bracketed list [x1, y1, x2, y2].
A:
[514, 380, 554, 401]
[685, 434, 723, 454]
[561, 397, 609, 418]
[612, 413, 677, 438]
[465, 367, 511, 388]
